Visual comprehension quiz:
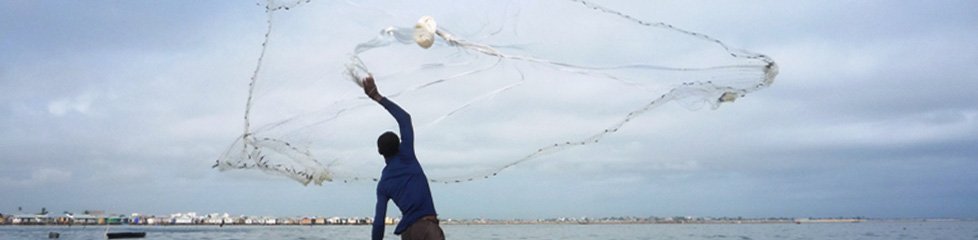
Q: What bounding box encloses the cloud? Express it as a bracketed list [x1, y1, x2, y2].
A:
[46, 92, 96, 116]
[0, 168, 73, 187]
[1, 0, 977, 219]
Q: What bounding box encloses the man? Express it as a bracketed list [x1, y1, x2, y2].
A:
[362, 75, 444, 240]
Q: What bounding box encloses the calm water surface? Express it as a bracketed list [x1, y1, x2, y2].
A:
[2, 221, 976, 240]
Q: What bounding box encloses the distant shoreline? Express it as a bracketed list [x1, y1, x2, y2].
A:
[1, 217, 971, 227]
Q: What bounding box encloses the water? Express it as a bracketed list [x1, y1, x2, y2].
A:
[2, 222, 977, 240]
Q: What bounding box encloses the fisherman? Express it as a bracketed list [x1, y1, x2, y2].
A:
[362, 75, 444, 240]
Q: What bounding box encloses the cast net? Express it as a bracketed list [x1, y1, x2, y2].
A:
[214, 0, 778, 185]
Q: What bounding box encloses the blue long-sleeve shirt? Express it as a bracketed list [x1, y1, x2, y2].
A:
[372, 98, 437, 240]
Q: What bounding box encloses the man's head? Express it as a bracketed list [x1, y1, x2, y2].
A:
[377, 131, 400, 159]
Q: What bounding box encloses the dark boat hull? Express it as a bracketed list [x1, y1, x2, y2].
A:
[106, 232, 146, 239]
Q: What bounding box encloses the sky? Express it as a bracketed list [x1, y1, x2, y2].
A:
[1, 0, 977, 220]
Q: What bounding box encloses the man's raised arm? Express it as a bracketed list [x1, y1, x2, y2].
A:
[361, 75, 414, 149]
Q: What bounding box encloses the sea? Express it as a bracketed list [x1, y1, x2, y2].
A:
[2, 221, 976, 240]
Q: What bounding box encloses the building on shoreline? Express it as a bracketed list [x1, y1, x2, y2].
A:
[0, 211, 377, 226]
[1, 211, 879, 226]
[10, 214, 52, 225]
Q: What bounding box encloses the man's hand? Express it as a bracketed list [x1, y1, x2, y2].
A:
[362, 75, 383, 102]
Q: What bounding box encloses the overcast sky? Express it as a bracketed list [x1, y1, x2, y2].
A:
[1, 0, 976, 220]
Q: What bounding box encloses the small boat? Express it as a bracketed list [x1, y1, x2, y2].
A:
[106, 232, 146, 239]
